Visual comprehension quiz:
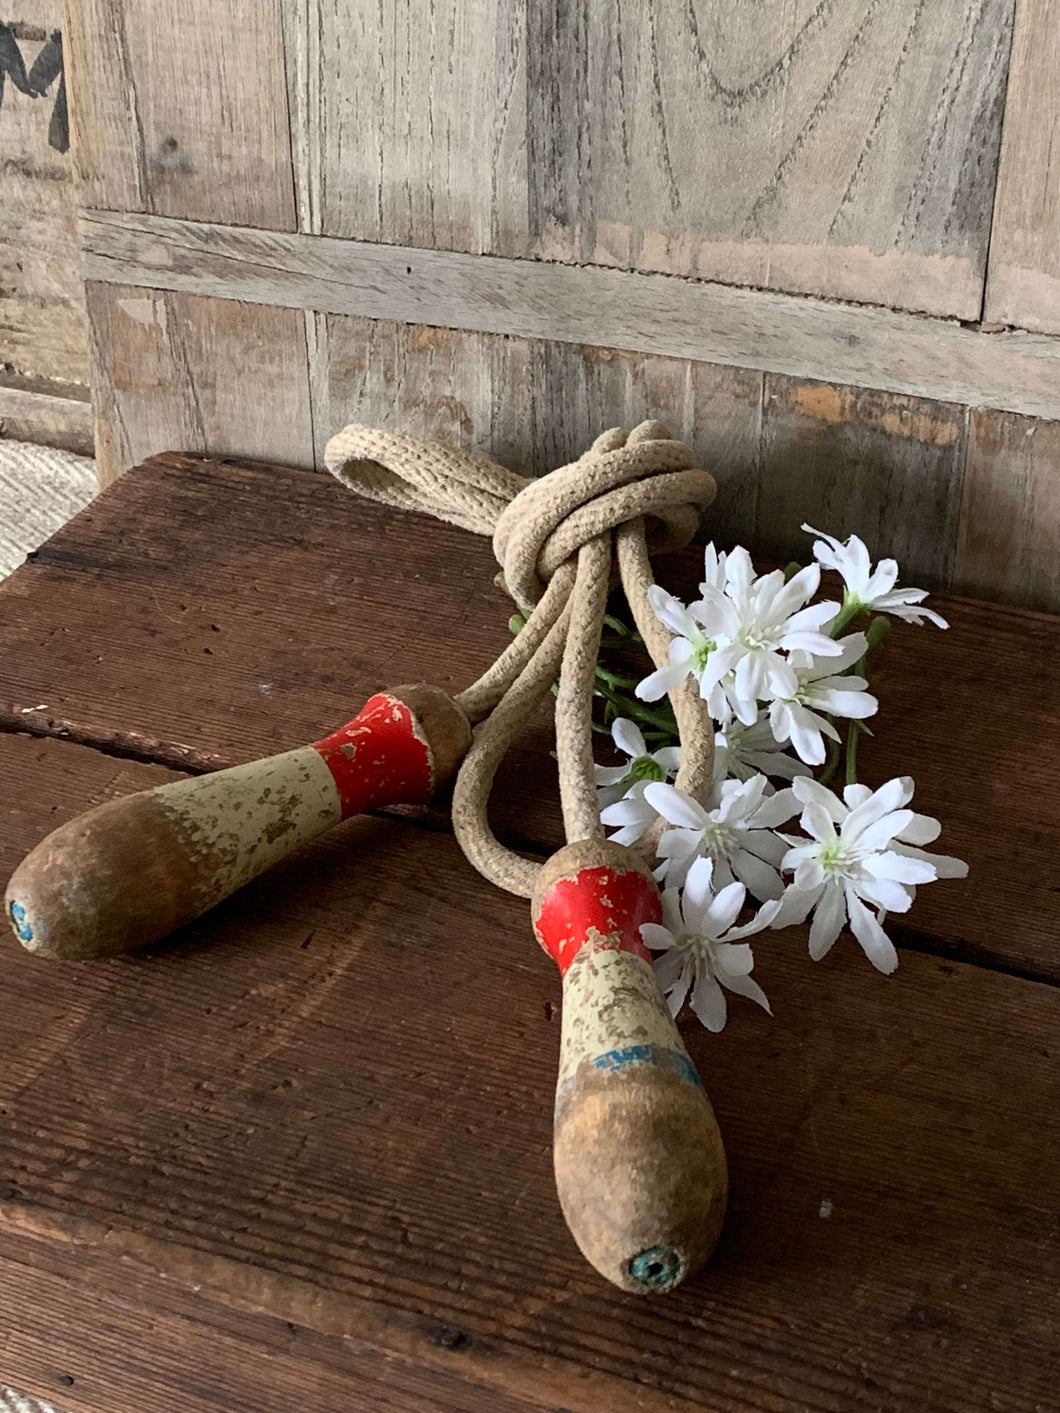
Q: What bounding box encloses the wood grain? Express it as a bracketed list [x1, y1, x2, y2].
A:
[953, 409, 1060, 612]
[297, 0, 1013, 318]
[526, 0, 1015, 318]
[65, 0, 296, 229]
[297, 0, 528, 253]
[0, 1, 88, 384]
[0, 728, 1057, 1412]
[78, 210, 1060, 420]
[85, 282, 313, 483]
[757, 376, 967, 589]
[0, 374, 93, 456]
[984, 0, 1060, 331]
[1, 452, 1058, 984]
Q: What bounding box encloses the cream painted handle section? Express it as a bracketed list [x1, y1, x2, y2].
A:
[6, 747, 341, 961]
[553, 946, 728, 1294]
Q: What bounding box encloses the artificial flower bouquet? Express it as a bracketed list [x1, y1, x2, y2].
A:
[584, 526, 968, 1032]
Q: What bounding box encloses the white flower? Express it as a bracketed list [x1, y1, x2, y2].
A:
[635, 585, 732, 723]
[716, 711, 810, 782]
[804, 525, 948, 628]
[640, 857, 779, 1031]
[599, 781, 658, 846]
[772, 776, 968, 973]
[643, 776, 799, 898]
[594, 718, 681, 809]
[691, 557, 842, 724]
[767, 633, 878, 766]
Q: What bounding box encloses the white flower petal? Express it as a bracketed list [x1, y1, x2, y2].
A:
[857, 876, 913, 913]
[719, 970, 773, 1015]
[857, 809, 916, 852]
[846, 892, 899, 973]
[748, 786, 799, 829]
[612, 717, 646, 759]
[681, 856, 718, 932]
[702, 881, 747, 937]
[891, 843, 968, 879]
[643, 781, 708, 830]
[636, 659, 693, 702]
[808, 881, 846, 959]
[732, 849, 784, 901]
[661, 958, 693, 1016]
[715, 941, 754, 976]
[793, 776, 846, 820]
[640, 922, 677, 952]
[897, 813, 941, 846]
[863, 852, 937, 885]
[842, 778, 914, 841]
[772, 881, 824, 927]
[691, 971, 729, 1032]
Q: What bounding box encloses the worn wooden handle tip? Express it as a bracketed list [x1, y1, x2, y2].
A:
[6, 685, 470, 961]
[533, 840, 728, 1293]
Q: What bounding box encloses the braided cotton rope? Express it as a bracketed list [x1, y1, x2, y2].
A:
[324, 420, 718, 898]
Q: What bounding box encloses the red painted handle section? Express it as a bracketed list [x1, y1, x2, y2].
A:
[533, 865, 660, 977]
[312, 693, 434, 819]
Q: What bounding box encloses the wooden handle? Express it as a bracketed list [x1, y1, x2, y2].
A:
[6, 685, 470, 961]
[532, 840, 727, 1293]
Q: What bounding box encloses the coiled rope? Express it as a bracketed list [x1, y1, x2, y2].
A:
[324, 420, 718, 897]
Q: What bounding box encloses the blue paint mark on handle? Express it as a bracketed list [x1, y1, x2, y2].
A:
[592, 1043, 704, 1090]
[9, 900, 33, 943]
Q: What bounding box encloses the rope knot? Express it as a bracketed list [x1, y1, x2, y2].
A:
[493, 420, 716, 608]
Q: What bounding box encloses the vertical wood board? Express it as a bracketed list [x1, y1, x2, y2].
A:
[66, 0, 296, 229]
[984, 0, 1060, 331]
[954, 409, 1060, 612]
[307, 0, 528, 252]
[86, 281, 313, 484]
[0, 1, 87, 384]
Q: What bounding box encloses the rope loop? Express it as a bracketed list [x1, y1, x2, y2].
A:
[323, 418, 719, 896]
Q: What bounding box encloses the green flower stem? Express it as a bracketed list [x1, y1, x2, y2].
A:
[828, 597, 866, 639]
[818, 733, 842, 787]
[845, 719, 862, 787]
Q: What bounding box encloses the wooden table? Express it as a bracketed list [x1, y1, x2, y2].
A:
[0, 454, 1057, 1413]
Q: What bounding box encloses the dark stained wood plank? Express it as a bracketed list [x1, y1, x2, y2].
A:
[0, 452, 1058, 983]
[0, 1233, 543, 1413]
[85, 283, 313, 484]
[0, 730, 1057, 1413]
[953, 409, 1060, 614]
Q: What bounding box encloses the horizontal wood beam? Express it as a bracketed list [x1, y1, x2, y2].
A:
[0, 376, 94, 458]
[81, 209, 1060, 421]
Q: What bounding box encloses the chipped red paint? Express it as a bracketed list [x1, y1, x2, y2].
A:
[534, 865, 660, 977]
[312, 694, 433, 819]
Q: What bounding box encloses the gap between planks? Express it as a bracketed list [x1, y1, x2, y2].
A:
[79, 209, 1060, 422]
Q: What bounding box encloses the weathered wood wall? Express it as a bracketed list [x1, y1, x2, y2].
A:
[56, 0, 1060, 608]
[0, 1, 92, 452]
